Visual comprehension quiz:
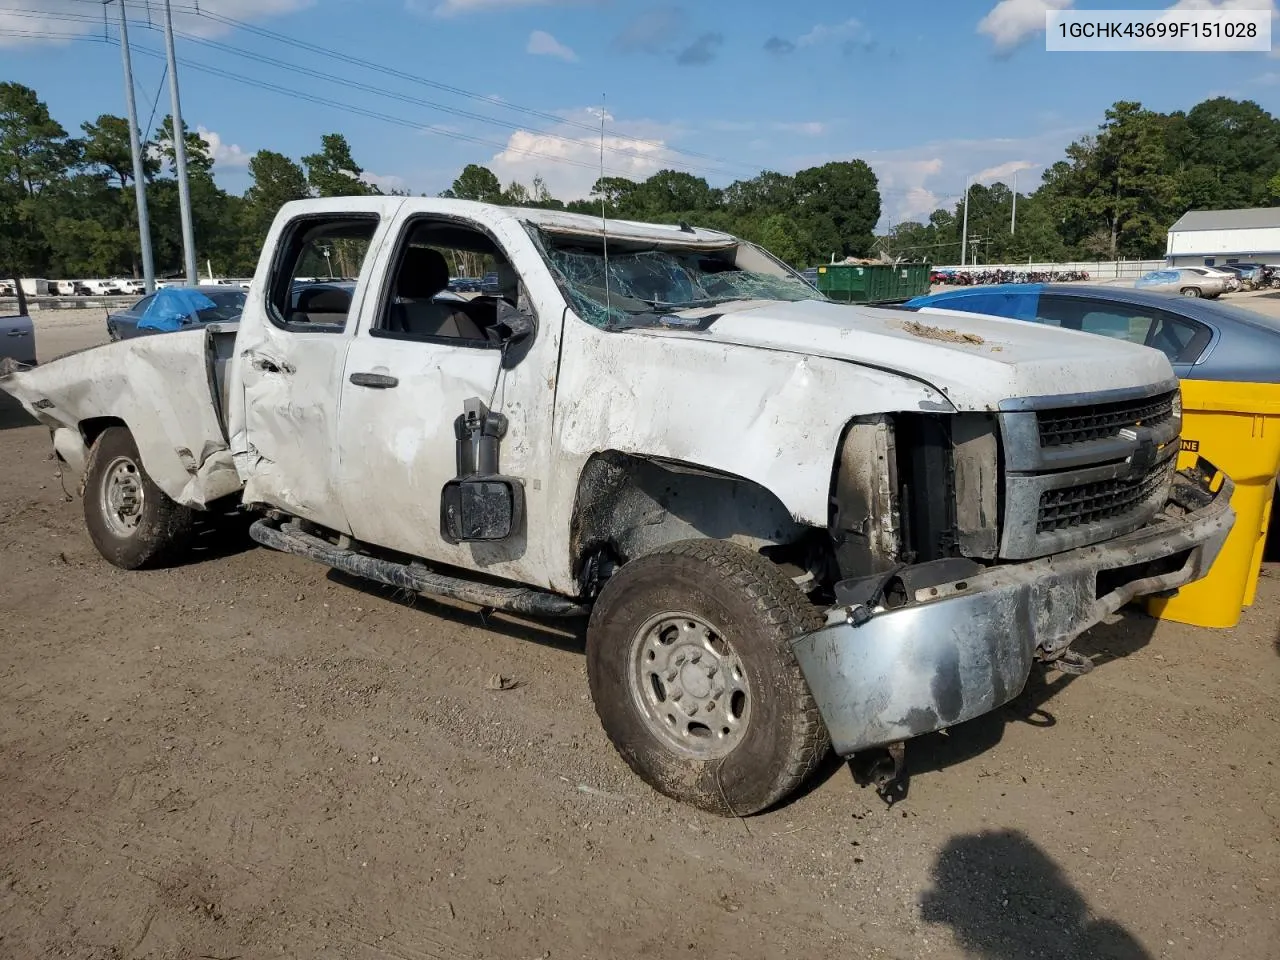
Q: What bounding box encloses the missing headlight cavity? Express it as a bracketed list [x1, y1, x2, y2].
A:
[894, 414, 957, 564]
[831, 412, 1001, 578]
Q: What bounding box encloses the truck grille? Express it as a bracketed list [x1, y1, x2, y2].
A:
[1036, 390, 1177, 447]
[1037, 456, 1176, 534]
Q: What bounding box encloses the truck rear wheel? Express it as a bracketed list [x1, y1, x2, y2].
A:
[586, 539, 828, 815]
[83, 426, 195, 569]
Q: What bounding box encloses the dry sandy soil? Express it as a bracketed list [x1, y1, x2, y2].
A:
[1, 305, 1277, 960]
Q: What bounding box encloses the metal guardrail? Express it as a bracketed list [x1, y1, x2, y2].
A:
[0, 295, 135, 312]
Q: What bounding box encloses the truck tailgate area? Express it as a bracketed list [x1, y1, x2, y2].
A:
[0, 327, 242, 508]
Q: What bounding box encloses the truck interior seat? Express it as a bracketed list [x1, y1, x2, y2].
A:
[392, 247, 483, 340]
[294, 286, 352, 327]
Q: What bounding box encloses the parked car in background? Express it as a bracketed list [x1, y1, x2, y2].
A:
[1133, 268, 1229, 299]
[1193, 266, 1242, 292]
[106, 286, 247, 341]
[904, 283, 1280, 382]
[1, 277, 36, 366]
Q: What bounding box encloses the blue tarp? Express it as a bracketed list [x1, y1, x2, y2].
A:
[136, 287, 217, 332]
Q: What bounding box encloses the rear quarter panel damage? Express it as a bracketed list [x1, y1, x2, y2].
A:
[0, 332, 238, 508]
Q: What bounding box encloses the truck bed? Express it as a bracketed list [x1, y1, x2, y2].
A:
[0, 325, 242, 509]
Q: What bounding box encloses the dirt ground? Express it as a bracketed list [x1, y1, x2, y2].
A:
[1, 306, 1278, 960]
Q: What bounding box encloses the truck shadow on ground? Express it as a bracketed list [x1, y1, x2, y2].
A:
[920, 828, 1152, 959]
[185, 511, 261, 563]
[326, 570, 590, 656]
[0, 393, 36, 431]
[842, 611, 1161, 805]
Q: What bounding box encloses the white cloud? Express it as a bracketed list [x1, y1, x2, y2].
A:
[977, 0, 1074, 50]
[197, 127, 251, 169]
[798, 17, 863, 46]
[527, 29, 578, 62]
[1165, 0, 1274, 9]
[0, 0, 310, 48]
[487, 108, 685, 200]
[362, 171, 407, 192]
[972, 159, 1037, 183]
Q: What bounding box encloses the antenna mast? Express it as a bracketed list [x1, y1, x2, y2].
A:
[599, 96, 613, 321]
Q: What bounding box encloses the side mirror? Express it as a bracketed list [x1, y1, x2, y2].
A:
[495, 300, 537, 369]
[440, 477, 525, 544]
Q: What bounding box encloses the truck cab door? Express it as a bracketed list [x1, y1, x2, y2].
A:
[334, 211, 564, 588]
[234, 206, 399, 532]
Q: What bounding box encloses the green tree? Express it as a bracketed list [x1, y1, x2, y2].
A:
[303, 133, 377, 197]
[440, 163, 503, 203]
[245, 149, 310, 232]
[722, 171, 795, 217]
[81, 114, 156, 188]
[751, 213, 806, 266]
[793, 160, 881, 258]
[153, 115, 214, 177]
[0, 81, 76, 197]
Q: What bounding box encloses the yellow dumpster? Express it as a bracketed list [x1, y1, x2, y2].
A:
[1146, 380, 1280, 628]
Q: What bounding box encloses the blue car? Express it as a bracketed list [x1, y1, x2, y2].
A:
[107, 286, 247, 341]
[904, 283, 1280, 383]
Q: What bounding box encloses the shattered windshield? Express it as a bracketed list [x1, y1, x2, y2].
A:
[538, 236, 822, 329]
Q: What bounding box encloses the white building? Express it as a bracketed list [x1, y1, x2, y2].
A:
[1166, 208, 1280, 267]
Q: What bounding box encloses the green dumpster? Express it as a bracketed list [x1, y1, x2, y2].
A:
[817, 262, 932, 304]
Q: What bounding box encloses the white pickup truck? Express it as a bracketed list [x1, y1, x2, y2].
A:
[1, 198, 1235, 814]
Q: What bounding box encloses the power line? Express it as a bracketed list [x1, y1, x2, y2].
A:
[61, 0, 756, 175]
[4, 7, 937, 201]
[121, 40, 640, 177]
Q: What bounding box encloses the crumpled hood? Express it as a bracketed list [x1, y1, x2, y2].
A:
[651, 299, 1175, 411]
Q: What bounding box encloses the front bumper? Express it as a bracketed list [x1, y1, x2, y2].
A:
[792, 458, 1235, 757]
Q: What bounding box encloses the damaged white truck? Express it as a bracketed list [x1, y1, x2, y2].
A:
[0, 197, 1235, 815]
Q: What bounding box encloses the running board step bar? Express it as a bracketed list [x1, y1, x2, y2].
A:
[249, 518, 588, 618]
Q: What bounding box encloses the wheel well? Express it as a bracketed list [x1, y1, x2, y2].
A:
[569, 451, 811, 592]
[79, 416, 128, 447]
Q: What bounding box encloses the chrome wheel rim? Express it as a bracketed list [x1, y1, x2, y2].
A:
[100, 456, 145, 538]
[627, 611, 751, 760]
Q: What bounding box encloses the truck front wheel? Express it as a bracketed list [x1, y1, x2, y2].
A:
[586, 539, 828, 815]
[83, 426, 195, 569]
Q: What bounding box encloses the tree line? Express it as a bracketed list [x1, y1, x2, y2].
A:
[2, 80, 1277, 279]
[884, 98, 1280, 265]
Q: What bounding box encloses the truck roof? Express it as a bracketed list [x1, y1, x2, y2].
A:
[278, 196, 740, 249]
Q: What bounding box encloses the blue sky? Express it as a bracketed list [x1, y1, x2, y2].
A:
[2, 0, 1276, 227]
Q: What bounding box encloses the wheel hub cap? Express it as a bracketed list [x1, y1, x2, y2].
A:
[101, 457, 145, 537]
[628, 613, 751, 760]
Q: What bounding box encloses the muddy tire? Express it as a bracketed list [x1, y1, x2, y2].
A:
[83, 427, 195, 569]
[586, 539, 827, 816]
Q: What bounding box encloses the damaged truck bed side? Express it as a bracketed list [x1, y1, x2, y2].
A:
[0, 197, 1234, 816]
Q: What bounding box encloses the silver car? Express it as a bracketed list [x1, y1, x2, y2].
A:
[1, 311, 36, 366]
[1135, 268, 1229, 299]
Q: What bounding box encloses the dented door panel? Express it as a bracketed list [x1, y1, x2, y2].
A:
[333, 210, 568, 589]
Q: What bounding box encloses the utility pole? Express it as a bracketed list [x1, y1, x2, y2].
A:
[111, 0, 155, 294]
[960, 178, 970, 266]
[162, 0, 198, 286]
[1011, 169, 1018, 235]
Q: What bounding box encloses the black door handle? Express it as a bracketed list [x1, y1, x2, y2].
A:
[349, 372, 399, 389]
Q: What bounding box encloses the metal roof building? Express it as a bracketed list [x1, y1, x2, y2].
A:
[1166, 207, 1280, 267]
